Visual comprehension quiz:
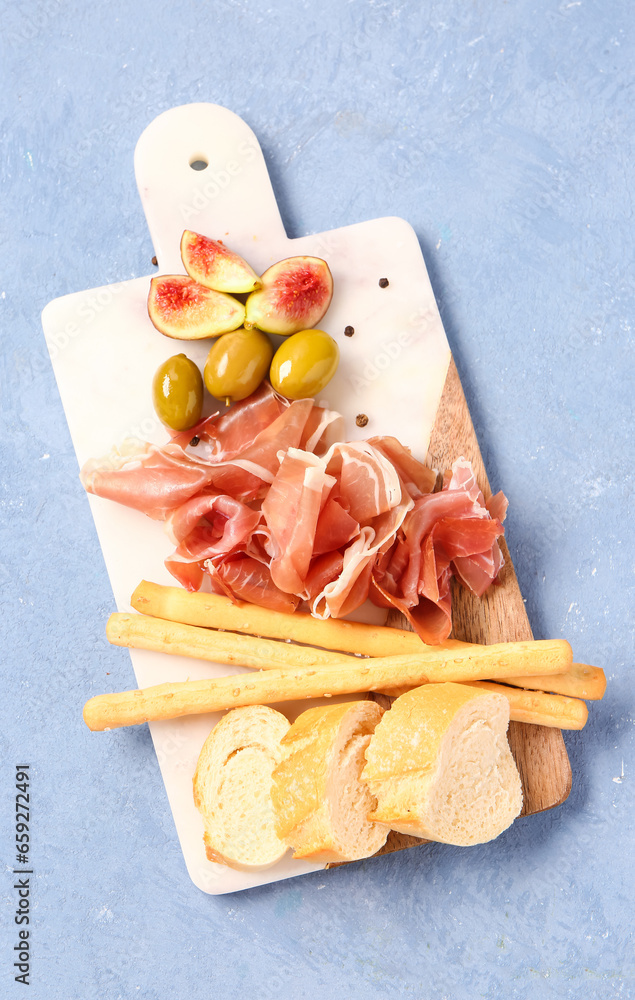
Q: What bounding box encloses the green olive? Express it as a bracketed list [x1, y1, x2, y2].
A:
[152, 353, 203, 430]
[269, 329, 339, 400]
[204, 328, 274, 403]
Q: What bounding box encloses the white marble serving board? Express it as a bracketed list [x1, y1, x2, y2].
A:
[41, 103, 451, 894]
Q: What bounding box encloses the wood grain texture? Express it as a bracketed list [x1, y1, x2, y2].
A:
[364, 358, 572, 862]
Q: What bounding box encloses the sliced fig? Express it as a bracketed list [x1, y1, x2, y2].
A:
[148, 275, 245, 340]
[180, 230, 261, 293]
[244, 256, 333, 336]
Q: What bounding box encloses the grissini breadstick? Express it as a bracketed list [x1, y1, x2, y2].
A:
[107, 613, 352, 670]
[462, 681, 588, 730]
[379, 662, 606, 703]
[110, 609, 597, 715]
[498, 663, 606, 701]
[130, 580, 470, 657]
[83, 639, 572, 731]
[129, 583, 602, 698]
[108, 612, 571, 680]
[378, 680, 590, 726]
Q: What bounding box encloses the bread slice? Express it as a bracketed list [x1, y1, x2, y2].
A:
[362, 682, 522, 846]
[271, 700, 389, 863]
[192, 705, 290, 871]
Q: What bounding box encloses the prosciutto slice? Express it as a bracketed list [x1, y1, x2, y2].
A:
[303, 551, 344, 604]
[370, 456, 507, 643]
[80, 384, 507, 644]
[163, 493, 263, 592]
[209, 556, 300, 613]
[324, 441, 402, 524]
[299, 403, 345, 455]
[443, 457, 507, 597]
[261, 449, 336, 595]
[368, 435, 437, 499]
[170, 382, 285, 459]
[312, 497, 359, 556]
[80, 440, 216, 520]
[372, 567, 454, 647]
[176, 396, 315, 493]
[312, 476, 415, 620]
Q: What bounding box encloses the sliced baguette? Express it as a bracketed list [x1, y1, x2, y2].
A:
[271, 701, 389, 863]
[362, 683, 522, 846]
[193, 705, 290, 871]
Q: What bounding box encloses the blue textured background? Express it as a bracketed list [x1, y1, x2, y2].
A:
[1, 1, 633, 997]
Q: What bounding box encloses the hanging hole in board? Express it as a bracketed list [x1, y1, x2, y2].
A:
[189, 157, 208, 171]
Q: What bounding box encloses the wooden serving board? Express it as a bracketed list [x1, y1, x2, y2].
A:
[42, 103, 570, 892]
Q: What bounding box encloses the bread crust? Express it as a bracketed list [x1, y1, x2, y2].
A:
[193, 705, 290, 871]
[363, 683, 522, 845]
[271, 700, 388, 863]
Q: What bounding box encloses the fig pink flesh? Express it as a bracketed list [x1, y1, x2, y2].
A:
[185, 233, 232, 276]
[271, 261, 331, 322]
[148, 276, 245, 338]
[245, 257, 333, 333]
[153, 276, 210, 319]
[181, 231, 260, 292]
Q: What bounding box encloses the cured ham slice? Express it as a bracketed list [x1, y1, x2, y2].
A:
[453, 545, 505, 597]
[174, 386, 313, 480]
[163, 493, 263, 591]
[371, 568, 454, 646]
[309, 441, 416, 620]
[370, 456, 507, 643]
[312, 527, 377, 619]
[171, 382, 285, 459]
[211, 397, 314, 484]
[261, 449, 335, 595]
[179, 397, 315, 502]
[398, 492, 501, 607]
[312, 483, 415, 620]
[209, 556, 300, 613]
[372, 536, 410, 604]
[166, 492, 261, 550]
[163, 557, 206, 592]
[486, 490, 509, 523]
[80, 440, 215, 520]
[312, 497, 359, 556]
[303, 551, 344, 604]
[442, 457, 508, 597]
[299, 403, 345, 455]
[368, 436, 437, 499]
[324, 442, 402, 524]
[192, 464, 266, 503]
[80, 384, 508, 642]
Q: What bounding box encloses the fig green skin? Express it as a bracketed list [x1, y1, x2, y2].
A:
[152, 353, 204, 430]
[204, 328, 274, 403]
[269, 329, 339, 400]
